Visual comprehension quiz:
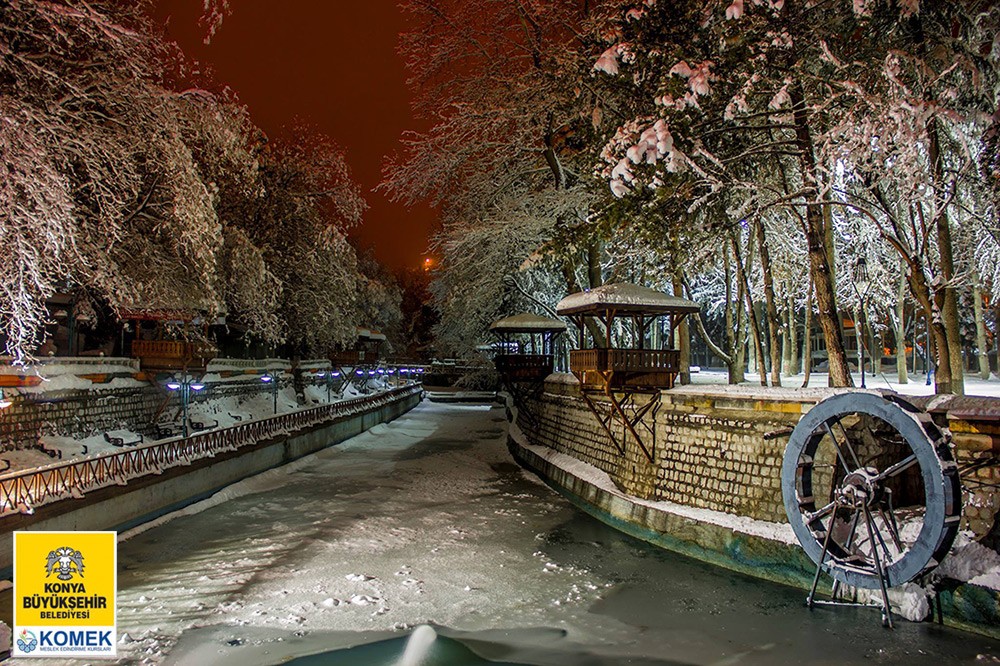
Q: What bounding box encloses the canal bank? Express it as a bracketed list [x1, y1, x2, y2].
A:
[505, 376, 1000, 638]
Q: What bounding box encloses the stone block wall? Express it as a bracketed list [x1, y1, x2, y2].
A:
[524, 379, 815, 523]
[0, 386, 161, 449]
[521, 376, 1000, 537]
[0, 377, 298, 450]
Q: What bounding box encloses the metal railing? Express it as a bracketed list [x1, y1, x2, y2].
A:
[0, 385, 421, 517]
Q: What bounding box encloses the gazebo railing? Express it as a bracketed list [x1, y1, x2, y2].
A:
[0, 385, 421, 517]
[570, 348, 679, 374]
[495, 354, 553, 374]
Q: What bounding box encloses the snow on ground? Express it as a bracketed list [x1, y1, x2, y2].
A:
[105, 403, 616, 664]
[687, 367, 1000, 399]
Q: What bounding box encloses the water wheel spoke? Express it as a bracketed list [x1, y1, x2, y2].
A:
[877, 507, 904, 555]
[805, 500, 837, 523]
[821, 422, 855, 476]
[830, 417, 863, 470]
[873, 454, 918, 482]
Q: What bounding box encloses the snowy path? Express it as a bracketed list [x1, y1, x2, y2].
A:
[37, 401, 1000, 665]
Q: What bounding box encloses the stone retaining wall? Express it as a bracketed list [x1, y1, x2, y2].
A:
[0, 376, 321, 450]
[522, 376, 1000, 538]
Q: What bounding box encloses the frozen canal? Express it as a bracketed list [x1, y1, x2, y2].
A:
[104, 401, 998, 665]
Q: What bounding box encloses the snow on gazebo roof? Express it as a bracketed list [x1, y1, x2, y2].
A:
[355, 327, 373, 339]
[368, 330, 387, 341]
[118, 307, 200, 322]
[489, 312, 567, 334]
[556, 283, 700, 316]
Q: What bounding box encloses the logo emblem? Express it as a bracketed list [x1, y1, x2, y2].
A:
[16, 629, 37, 653]
[45, 547, 85, 581]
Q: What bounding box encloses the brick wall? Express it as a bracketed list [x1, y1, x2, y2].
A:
[520, 377, 1000, 536]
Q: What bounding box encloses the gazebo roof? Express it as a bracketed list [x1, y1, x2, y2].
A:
[368, 330, 387, 342]
[489, 312, 567, 334]
[556, 283, 700, 316]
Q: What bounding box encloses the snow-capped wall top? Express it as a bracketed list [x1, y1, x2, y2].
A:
[489, 313, 567, 333]
[556, 283, 700, 316]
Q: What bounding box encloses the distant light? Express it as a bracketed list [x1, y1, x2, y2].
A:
[368, 370, 376, 376]
[377, 369, 385, 374]
[190, 383, 205, 391]
[401, 369, 409, 374]
[0, 399, 12, 409]
[166, 382, 181, 391]
[261, 374, 273, 383]
[332, 371, 341, 377]
[388, 369, 395, 375]
[317, 371, 327, 377]
[356, 370, 364, 376]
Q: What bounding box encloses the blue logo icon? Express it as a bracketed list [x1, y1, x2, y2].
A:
[17, 629, 37, 653]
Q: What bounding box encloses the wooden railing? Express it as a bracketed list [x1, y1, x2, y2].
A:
[131, 340, 217, 370]
[495, 354, 553, 378]
[570, 348, 680, 390]
[0, 385, 421, 517]
[608, 348, 679, 372]
[330, 350, 363, 366]
[571, 348, 679, 372]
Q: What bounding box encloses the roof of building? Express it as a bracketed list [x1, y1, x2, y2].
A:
[555, 283, 700, 316]
[489, 312, 567, 333]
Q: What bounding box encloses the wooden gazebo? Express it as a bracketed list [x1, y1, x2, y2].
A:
[122, 308, 217, 373]
[556, 283, 699, 461]
[489, 312, 566, 382]
[490, 312, 566, 424]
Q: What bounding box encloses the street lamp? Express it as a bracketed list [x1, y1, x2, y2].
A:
[166, 373, 205, 438]
[317, 370, 331, 402]
[853, 257, 870, 389]
[261, 373, 278, 414]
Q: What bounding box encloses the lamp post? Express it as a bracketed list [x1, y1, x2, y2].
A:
[853, 257, 870, 389]
[317, 370, 330, 402]
[166, 373, 205, 438]
[261, 373, 278, 414]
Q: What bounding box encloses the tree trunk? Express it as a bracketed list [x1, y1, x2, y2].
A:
[802, 279, 813, 388]
[674, 274, 691, 385]
[895, 266, 908, 384]
[873, 325, 882, 376]
[755, 220, 782, 386]
[995, 302, 1000, 378]
[973, 270, 991, 381]
[789, 83, 853, 387]
[927, 119, 963, 395]
[732, 232, 767, 386]
[723, 241, 746, 384]
[781, 284, 798, 375]
[561, 257, 605, 348]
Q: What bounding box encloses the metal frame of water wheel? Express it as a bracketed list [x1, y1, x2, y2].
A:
[781, 391, 962, 627]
